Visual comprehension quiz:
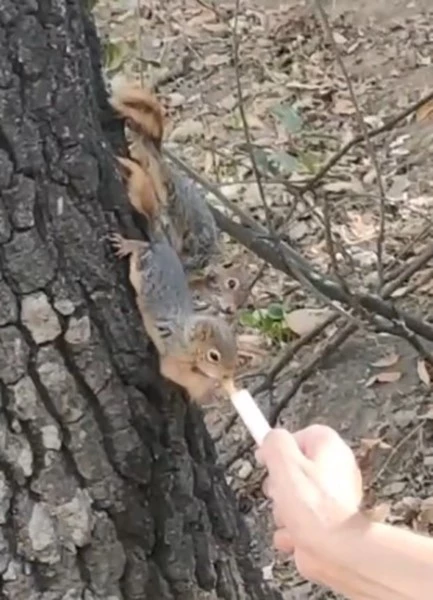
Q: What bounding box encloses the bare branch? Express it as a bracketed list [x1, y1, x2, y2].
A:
[164, 147, 433, 346]
[224, 320, 356, 468]
[193, 0, 226, 21]
[384, 221, 432, 282]
[302, 89, 433, 191]
[381, 241, 433, 297]
[136, 0, 145, 88]
[231, 0, 275, 235]
[209, 205, 433, 343]
[314, 0, 387, 288]
[220, 312, 339, 439]
[322, 190, 348, 288]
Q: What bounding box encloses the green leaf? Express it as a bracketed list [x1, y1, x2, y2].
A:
[239, 310, 263, 328]
[251, 147, 271, 175]
[298, 151, 319, 174]
[266, 303, 285, 321]
[271, 103, 303, 134]
[268, 150, 299, 175]
[103, 41, 129, 73]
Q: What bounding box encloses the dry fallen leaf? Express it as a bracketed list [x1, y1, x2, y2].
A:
[332, 31, 348, 45]
[364, 502, 391, 523]
[418, 497, 433, 528]
[359, 437, 391, 451]
[416, 99, 433, 123]
[333, 97, 356, 115]
[204, 53, 230, 67]
[339, 212, 376, 245]
[420, 405, 433, 420]
[365, 371, 402, 387]
[370, 353, 400, 368]
[391, 286, 408, 298]
[417, 359, 431, 388]
[284, 308, 333, 337]
[169, 119, 204, 142]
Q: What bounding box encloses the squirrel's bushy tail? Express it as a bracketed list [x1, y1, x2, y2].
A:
[116, 156, 159, 222]
[109, 78, 164, 149]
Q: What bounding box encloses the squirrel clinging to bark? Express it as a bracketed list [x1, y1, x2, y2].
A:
[116, 151, 251, 319]
[109, 232, 237, 401]
[116, 156, 160, 223]
[109, 80, 221, 274]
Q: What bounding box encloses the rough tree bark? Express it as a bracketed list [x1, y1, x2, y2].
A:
[0, 2, 282, 599]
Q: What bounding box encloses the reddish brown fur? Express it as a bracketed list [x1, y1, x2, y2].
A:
[128, 139, 169, 209]
[116, 156, 160, 221]
[110, 84, 165, 148]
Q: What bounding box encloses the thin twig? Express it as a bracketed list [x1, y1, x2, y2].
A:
[164, 149, 433, 344]
[302, 89, 433, 191]
[224, 234, 433, 460]
[384, 221, 432, 282]
[209, 206, 433, 343]
[220, 312, 339, 439]
[164, 148, 257, 226]
[229, 16, 363, 329]
[371, 420, 426, 486]
[231, 16, 362, 328]
[224, 320, 356, 468]
[232, 0, 275, 236]
[322, 190, 347, 287]
[237, 261, 268, 309]
[314, 0, 387, 289]
[381, 241, 433, 297]
[253, 313, 339, 395]
[193, 0, 225, 21]
[136, 0, 144, 87]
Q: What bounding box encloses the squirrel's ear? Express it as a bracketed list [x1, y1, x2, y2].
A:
[203, 265, 219, 282]
[190, 319, 212, 343]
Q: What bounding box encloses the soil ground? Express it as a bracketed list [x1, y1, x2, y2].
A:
[94, 0, 433, 597]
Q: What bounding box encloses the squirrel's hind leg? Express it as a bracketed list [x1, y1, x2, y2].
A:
[109, 233, 149, 259]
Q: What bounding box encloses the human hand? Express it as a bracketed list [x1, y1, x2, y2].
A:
[256, 425, 363, 580]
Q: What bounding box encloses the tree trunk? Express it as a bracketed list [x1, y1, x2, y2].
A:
[0, 2, 281, 599]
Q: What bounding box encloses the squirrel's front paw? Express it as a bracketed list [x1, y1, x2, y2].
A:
[108, 233, 131, 259]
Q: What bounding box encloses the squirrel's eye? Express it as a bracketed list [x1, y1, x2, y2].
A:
[226, 278, 239, 290]
[207, 349, 221, 363]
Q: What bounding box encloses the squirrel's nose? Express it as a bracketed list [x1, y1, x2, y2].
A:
[220, 303, 235, 315]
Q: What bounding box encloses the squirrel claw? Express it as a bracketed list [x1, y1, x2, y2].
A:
[109, 233, 149, 259]
[108, 233, 130, 258]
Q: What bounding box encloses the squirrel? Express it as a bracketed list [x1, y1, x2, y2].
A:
[189, 259, 251, 318]
[116, 154, 251, 318]
[109, 80, 221, 275]
[109, 232, 237, 401]
[116, 156, 160, 223]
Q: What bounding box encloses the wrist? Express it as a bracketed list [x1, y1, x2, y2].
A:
[325, 510, 372, 558]
[301, 511, 372, 589]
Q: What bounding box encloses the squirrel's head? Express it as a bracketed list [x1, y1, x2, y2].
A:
[190, 257, 251, 318]
[186, 315, 237, 383]
[110, 82, 164, 149]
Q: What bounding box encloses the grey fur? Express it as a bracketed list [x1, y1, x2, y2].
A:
[168, 167, 220, 273]
[136, 238, 194, 332]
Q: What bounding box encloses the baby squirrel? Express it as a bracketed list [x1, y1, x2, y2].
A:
[109, 232, 237, 401]
[109, 80, 221, 274]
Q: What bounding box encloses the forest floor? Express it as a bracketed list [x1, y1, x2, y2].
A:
[93, 0, 433, 597]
